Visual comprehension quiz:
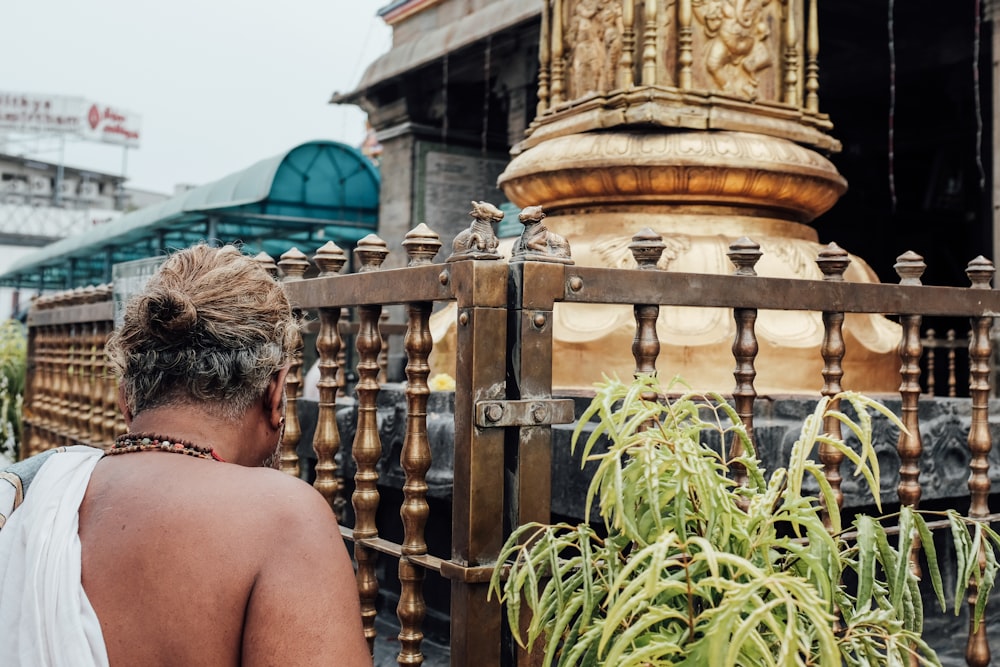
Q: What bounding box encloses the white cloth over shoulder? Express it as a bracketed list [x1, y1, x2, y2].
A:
[0, 445, 109, 667]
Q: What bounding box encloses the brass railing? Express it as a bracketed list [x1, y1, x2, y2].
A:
[21, 285, 122, 457]
[278, 228, 1000, 667]
[19, 227, 1000, 667]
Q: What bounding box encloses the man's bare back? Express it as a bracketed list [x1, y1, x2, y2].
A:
[79, 452, 369, 666]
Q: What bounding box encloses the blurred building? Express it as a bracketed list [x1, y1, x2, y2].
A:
[0, 152, 168, 318]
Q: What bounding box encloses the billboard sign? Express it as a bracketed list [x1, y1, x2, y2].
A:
[0, 92, 141, 148]
[83, 102, 141, 147]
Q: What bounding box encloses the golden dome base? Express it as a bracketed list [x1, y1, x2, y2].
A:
[429, 129, 899, 395]
[429, 212, 902, 395]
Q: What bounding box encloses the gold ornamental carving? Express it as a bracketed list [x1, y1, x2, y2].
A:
[531, 0, 822, 151]
[499, 130, 846, 222]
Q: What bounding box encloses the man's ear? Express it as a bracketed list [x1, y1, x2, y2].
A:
[265, 365, 291, 429]
[117, 386, 134, 426]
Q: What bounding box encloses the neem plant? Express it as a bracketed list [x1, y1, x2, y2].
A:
[490, 375, 1000, 666]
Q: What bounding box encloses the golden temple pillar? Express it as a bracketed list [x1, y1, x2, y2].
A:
[492, 0, 900, 393]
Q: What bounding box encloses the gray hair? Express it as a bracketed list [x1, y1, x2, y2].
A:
[106, 244, 298, 421]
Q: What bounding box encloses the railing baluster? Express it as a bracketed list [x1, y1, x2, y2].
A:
[278, 248, 310, 478]
[964, 256, 994, 667]
[727, 237, 762, 490]
[79, 286, 99, 445]
[642, 0, 659, 85]
[91, 311, 111, 447]
[338, 307, 350, 392]
[782, 0, 799, 106]
[619, 0, 635, 89]
[69, 288, 89, 444]
[28, 314, 50, 455]
[923, 328, 937, 396]
[46, 315, 61, 449]
[353, 234, 390, 654]
[22, 302, 41, 458]
[536, 0, 550, 115]
[47, 312, 62, 448]
[54, 313, 71, 445]
[102, 314, 120, 447]
[397, 224, 442, 666]
[312, 242, 348, 520]
[805, 0, 820, 112]
[679, 0, 694, 90]
[378, 311, 391, 384]
[895, 251, 926, 581]
[816, 243, 850, 524]
[550, 0, 565, 107]
[66, 315, 81, 444]
[628, 228, 664, 404]
[80, 304, 96, 446]
[948, 330, 959, 397]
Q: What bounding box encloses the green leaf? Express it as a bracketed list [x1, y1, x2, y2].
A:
[855, 515, 876, 613]
[912, 512, 946, 613]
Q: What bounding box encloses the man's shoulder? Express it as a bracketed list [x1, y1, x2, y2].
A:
[198, 465, 335, 525]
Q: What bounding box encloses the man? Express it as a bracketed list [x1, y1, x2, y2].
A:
[0, 244, 371, 666]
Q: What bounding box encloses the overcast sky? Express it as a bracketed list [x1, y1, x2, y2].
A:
[0, 0, 393, 195]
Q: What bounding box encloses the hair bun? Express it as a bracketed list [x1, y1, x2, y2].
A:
[140, 290, 198, 341]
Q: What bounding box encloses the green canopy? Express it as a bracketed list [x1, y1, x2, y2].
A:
[1, 140, 380, 289]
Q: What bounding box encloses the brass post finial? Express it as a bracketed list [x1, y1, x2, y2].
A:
[277, 247, 310, 281]
[314, 241, 348, 277]
[727, 237, 763, 277]
[402, 223, 443, 267]
[966, 255, 995, 288]
[629, 228, 666, 269]
[816, 242, 851, 281]
[253, 251, 280, 279]
[355, 234, 390, 272]
[894, 250, 926, 286]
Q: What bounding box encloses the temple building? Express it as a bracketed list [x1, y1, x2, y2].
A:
[339, 0, 994, 286]
[335, 0, 996, 394]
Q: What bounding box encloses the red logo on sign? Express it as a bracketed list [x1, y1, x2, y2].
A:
[87, 104, 100, 129]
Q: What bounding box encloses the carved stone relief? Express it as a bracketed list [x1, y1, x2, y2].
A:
[692, 0, 777, 100]
[568, 0, 625, 97]
[600, 2, 625, 92]
[568, 0, 604, 97]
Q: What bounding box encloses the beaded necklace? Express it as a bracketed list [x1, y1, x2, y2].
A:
[108, 433, 226, 462]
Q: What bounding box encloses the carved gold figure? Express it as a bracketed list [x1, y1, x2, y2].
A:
[693, 0, 774, 98]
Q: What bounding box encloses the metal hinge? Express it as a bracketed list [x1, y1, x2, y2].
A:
[474, 399, 576, 428]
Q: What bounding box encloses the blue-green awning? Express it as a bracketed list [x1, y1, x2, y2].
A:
[1, 140, 380, 289]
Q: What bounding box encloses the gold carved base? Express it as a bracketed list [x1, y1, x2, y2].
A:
[430, 212, 901, 395]
[430, 130, 901, 395]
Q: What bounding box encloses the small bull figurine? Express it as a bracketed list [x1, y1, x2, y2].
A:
[511, 205, 573, 265]
[447, 201, 504, 262]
